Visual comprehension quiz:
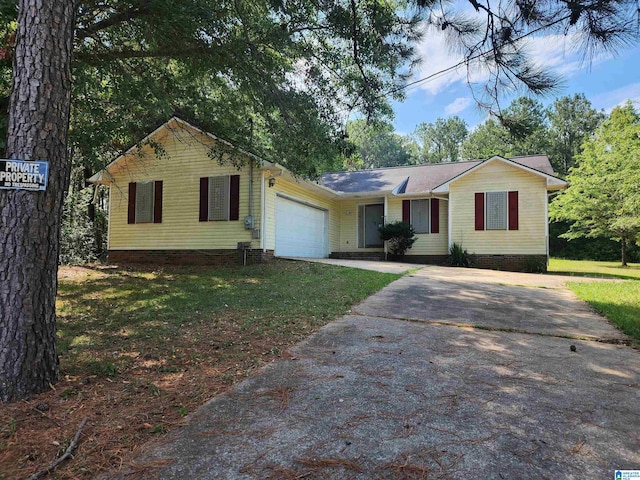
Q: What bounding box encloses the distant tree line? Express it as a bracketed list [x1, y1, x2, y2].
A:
[341, 93, 604, 178]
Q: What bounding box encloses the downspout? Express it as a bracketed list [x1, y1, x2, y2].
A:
[447, 193, 452, 252]
[248, 117, 254, 240]
[545, 190, 550, 266]
[248, 158, 253, 220]
[383, 196, 388, 261]
[261, 172, 266, 252]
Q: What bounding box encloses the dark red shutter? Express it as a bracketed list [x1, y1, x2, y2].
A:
[127, 182, 136, 224]
[508, 190, 519, 230]
[475, 192, 485, 231]
[153, 181, 163, 223]
[402, 200, 410, 223]
[430, 198, 439, 234]
[199, 177, 209, 221]
[229, 175, 240, 221]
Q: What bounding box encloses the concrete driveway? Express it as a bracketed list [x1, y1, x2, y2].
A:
[121, 266, 640, 479]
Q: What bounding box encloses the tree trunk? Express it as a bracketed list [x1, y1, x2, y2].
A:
[621, 236, 627, 267]
[0, 1, 76, 402]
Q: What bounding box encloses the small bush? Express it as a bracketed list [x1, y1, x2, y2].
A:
[449, 242, 471, 267]
[523, 256, 547, 273]
[378, 221, 417, 257]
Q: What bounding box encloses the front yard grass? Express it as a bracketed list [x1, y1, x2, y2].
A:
[0, 260, 399, 480]
[549, 258, 640, 343]
[548, 258, 640, 280]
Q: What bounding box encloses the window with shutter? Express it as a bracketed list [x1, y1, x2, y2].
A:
[485, 191, 507, 230]
[208, 175, 230, 221]
[135, 181, 155, 223]
[410, 199, 430, 234]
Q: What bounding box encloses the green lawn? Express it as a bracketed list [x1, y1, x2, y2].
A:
[548, 258, 640, 280]
[56, 260, 400, 376]
[549, 258, 640, 342]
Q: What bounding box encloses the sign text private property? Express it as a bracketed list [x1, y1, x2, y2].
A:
[0, 159, 49, 191]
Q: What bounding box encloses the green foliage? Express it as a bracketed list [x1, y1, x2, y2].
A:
[550, 103, 640, 265]
[69, 0, 427, 178]
[414, 116, 468, 163]
[550, 221, 639, 262]
[546, 93, 605, 176]
[60, 185, 107, 265]
[522, 256, 546, 273]
[449, 242, 471, 267]
[378, 221, 417, 257]
[342, 119, 417, 170]
[461, 97, 550, 160]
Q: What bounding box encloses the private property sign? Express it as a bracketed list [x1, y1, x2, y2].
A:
[0, 159, 49, 191]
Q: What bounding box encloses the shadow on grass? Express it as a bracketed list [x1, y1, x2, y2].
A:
[56, 261, 400, 374]
[548, 268, 640, 281]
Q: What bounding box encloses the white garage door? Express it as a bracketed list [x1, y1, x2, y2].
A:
[275, 195, 328, 258]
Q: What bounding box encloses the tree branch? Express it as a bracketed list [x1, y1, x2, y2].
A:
[28, 418, 89, 480]
[76, 2, 151, 39]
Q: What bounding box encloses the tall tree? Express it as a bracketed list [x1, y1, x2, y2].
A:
[0, 0, 76, 401]
[546, 93, 604, 176]
[0, 0, 637, 401]
[414, 116, 468, 163]
[461, 97, 549, 160]
[550, 103, 640, 266]
[343, 119, 416, 170]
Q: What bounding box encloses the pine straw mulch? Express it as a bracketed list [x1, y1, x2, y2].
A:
[0, 266, 315, 480]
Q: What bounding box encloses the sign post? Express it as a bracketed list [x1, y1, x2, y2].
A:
[0, 159, 49, 191]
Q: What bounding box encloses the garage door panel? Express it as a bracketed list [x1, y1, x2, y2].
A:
[275, 197, 328, 258]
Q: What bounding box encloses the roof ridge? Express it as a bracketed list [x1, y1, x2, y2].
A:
[321, 159, 482, 176]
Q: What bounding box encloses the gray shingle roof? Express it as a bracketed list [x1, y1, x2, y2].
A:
[321, 155, 555, 194]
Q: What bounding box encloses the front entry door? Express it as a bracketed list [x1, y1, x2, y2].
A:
[359, 203, 384, 248]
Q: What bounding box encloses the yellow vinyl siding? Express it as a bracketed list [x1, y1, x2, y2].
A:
[107, 126, 261, 250]
[263, 175, 339, 253]
[337, 199, 384, 253]
[449, 161, 547, 255]
[386, 197, 449, 255]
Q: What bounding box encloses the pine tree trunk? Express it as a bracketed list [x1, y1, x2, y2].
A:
[0, 1, 75, 402]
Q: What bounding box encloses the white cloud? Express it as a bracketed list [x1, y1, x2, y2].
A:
[411, 26, 612, 97]
[591, 82, 640, 112]
[411, 26, 490, 95]
[522, 33, 613, 78]
[445, 97, 472, 115]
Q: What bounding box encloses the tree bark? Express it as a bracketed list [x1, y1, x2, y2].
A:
[0, 1, 76, 402]
[621, 236, 627, 267]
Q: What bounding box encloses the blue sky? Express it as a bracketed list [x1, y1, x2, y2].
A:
[390, 21, 640, 135]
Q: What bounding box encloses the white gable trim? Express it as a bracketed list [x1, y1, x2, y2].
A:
[88, 117, 276, 185]
[431, 156, 566, 193]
